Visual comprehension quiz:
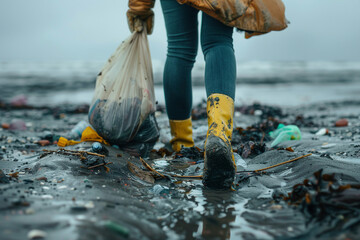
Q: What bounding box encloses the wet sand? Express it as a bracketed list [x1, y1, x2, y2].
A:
[1, 99, 360, 240]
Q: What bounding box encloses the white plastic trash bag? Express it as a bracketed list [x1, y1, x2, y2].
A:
[88, 29, 157, 146]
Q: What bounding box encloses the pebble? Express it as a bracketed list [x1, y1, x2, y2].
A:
[335, 118, 348, 127]
[27, 229, 47, 239]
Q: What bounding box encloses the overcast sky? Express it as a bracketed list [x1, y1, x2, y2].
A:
[0, 0, 359, 62]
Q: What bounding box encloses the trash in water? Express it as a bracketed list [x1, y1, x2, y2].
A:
[269, 123, 301, 147]
[315, 128, 329, 136]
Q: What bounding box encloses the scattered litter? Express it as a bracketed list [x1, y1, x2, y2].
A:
[237, 141, 267, 159]
[335, 118, 348, 127]
[8, 172, 19, 179]
[315, 128, 329, 136]
[127, 162, 155, 183]
[269, 124, 301, 147]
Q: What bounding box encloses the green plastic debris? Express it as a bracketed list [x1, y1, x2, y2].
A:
[103, 220, 129, 238]
[269, 124, 301, 147]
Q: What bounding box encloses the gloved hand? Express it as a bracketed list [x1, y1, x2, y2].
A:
[127, 0, 155, 34]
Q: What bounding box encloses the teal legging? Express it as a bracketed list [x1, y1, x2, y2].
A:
[160, 0, 236, 120]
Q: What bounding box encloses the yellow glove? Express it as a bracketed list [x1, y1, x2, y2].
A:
[127, 0, 155, 34]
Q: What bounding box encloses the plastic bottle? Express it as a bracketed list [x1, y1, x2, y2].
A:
[67, 120, 89, 139]
[269, 124, 301, 147]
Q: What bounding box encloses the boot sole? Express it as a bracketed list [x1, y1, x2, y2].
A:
[203, 135, 235, 189]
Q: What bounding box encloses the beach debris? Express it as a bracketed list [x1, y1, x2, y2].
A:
[37, 140, 51, 146]
[102, 220, 130, 238]
[151, 147, 173, 157]
[315, 128, 329, 136]
[0, 170, 10, 183]
[282, 169, 360, 232]
[233, 117, 280, 144]
[27, 229, 47, 239]
[91, 142, 109, 155]
[269, 124, 301, 147]
[10, 94, 27, 107]
[8, 171, 19, 179]
[67, 120, 90, 140]
[237, 141, 267, 159]
[40, 149, 112, 171]
[1, 123, 9, 129]
[175, 146, 204, 160]
[335, 118, 348, 127]
[127, 162, 155, 183]
[9, 119, 27, 130]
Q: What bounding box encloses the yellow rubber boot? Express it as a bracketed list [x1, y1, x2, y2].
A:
[203, 94, 236, 189]
[169, 118, 195, 152]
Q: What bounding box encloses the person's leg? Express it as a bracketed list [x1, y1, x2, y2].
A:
[160, 0, 199, 151]
[200, 13, 237, 189]
[201, 13, 236, 99]
[160, 0, 199, 120]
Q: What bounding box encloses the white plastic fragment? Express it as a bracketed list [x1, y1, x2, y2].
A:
[315, 128, 329, 136]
